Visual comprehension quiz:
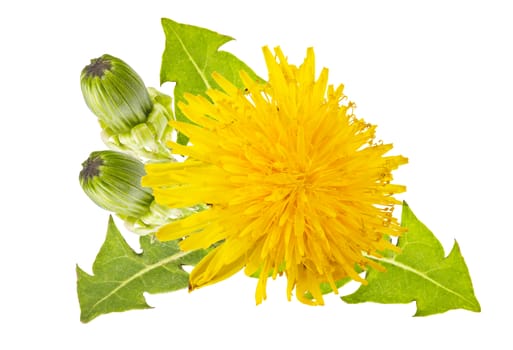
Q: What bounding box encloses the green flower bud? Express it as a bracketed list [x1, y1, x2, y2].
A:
[79, 150, 153, 218]
[81, 54, 152, 134]
[79, 150, 205, 234]
[102, 87, 175, 161]
[81, 55, 175, 161]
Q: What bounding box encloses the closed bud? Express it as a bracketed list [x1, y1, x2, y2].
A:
[79, 150, 205, 234]
[81, 55, 174, 160]
[79, 150, 153, 218]
[81, 54, 152, 134]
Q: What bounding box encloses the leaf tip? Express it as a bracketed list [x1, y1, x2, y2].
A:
[76, 264, 84, 278]
[474, 302, 482, 313]
[80, 314, 92, 324]
[161, 17, 173, 26]
[401, 200, 411, 214]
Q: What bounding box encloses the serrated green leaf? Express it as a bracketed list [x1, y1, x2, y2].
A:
[160, 18, 263, 144]
[342, 202, 481, 316]
[76, 216, 206, 323]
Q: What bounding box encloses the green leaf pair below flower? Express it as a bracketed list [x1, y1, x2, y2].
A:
[77, 201, 480, 322]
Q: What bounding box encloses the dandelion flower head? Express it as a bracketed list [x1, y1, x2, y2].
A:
[142, 47, 408, 305]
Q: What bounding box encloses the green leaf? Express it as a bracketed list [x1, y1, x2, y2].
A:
[160, 18, 263, 144]
[76, 216, 207, 323]
[342, 202, 481, 316]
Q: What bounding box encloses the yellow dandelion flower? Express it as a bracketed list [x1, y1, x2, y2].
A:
[142, 47, 408, 305]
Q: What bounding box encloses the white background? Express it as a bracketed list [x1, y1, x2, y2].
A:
[1, 0, 511, 348]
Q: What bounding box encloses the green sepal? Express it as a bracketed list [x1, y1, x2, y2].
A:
[122, 202, 208, 235]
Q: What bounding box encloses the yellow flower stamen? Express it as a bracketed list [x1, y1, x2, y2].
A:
[142, 46, 408, 305]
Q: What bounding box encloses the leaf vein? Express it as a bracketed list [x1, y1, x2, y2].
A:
[89, 250, 190, 313]
[369, 255, 478, 307]
[168, 26, 211, 90]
